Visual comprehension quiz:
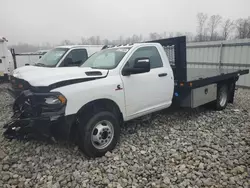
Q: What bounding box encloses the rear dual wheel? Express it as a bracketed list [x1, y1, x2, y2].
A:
[215, 84, 229, 110]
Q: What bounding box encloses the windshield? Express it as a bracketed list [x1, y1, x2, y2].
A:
[81, 48, 130, 69]
[35, 48, 68, 67]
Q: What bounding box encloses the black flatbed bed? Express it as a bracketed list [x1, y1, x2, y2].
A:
[183, 68, 249, 88]
[187, 68, 247, 82]
[148, 36, 249, 108]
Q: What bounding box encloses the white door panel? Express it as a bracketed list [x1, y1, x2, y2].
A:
[122, 67, 173, 117]
[121, 45, 174, 118]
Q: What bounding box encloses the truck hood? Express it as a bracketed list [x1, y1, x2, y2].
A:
[13, 66, 108, 86]
[12, 65, 45, 76]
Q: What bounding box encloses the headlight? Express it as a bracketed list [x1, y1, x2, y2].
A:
[44, 95, 67, 105]
[45, 96, 61, 104]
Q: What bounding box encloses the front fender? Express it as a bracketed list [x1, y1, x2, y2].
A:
[51, 77, 126, 118]
[66, 95, 125, 117]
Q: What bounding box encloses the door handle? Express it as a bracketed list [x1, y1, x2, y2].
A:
[158, 73, 168, 77]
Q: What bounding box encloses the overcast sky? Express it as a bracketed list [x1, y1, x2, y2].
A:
[1, 0, 249, 45]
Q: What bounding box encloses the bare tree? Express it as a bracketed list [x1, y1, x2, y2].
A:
[119, 36, 123, 44]
[96, 36, 101, 45]
[196, 13, 208, 41]
[175, 32, 183, 37]
[102, 39, 110, 45]
[168, 32, 174, 38]
[235, 18, 250, 39]
[248, 17, 250, 38]
[149, 32, 161, 40]
[131, 34, 141, 43]
[208, 15, 222, 41]
[184, 32, 194, 42]
[61, 40, 73, 45]
[221, 19, 235, 40]
[81, 37, 87, 44]
[124, 37, 132, 44]
[139, 34, 143, 42]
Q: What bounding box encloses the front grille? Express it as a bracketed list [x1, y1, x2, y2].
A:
[14, 91, 40, 117]
[15, 90, 65, 117]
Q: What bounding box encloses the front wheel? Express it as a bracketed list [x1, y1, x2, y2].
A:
[77, 111, 120, 157]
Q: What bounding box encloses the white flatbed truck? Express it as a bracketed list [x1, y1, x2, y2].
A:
[3, 36, 249, 157]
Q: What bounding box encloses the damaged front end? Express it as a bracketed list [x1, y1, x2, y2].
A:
[3, 90, 72, 141]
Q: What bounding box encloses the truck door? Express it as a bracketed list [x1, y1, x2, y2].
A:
[121, 46, 174, 119]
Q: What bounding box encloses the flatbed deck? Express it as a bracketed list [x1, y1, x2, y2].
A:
[186, 68, 247, 82]
[183, 68, 249, 88]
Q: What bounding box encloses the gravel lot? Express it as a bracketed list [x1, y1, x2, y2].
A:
[0, 83, 250, 188]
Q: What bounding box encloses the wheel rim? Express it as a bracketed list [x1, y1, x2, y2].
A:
[219, 87, 227, 107]
[91, 120, 114, 150]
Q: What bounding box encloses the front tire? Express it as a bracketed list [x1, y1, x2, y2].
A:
[77, 111, 120, 157]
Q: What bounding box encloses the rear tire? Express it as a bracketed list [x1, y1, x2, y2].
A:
[77, 111, 120, 158]
[214, 84, 229, 110]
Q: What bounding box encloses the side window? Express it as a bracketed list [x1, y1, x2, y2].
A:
[0, 59, 2, 63]
[64, 49, 88, 66]
[126, 46, 163, 69]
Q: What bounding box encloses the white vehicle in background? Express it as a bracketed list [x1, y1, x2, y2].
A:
[9, 45, 104, 95]
[13, 45, 104, 68]
[0, 37, 13, 81]
[8, 50, 49, 74]
[14, 45, 104, 68]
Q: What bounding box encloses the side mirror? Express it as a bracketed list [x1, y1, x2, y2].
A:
[122, 58, 150, 76]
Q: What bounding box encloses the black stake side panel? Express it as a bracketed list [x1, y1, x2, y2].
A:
[146, 36, 187, 82]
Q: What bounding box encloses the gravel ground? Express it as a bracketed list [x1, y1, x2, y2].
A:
[0, 83, 250, 188]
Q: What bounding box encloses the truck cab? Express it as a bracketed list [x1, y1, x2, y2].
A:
[77, 43, 175, 120]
